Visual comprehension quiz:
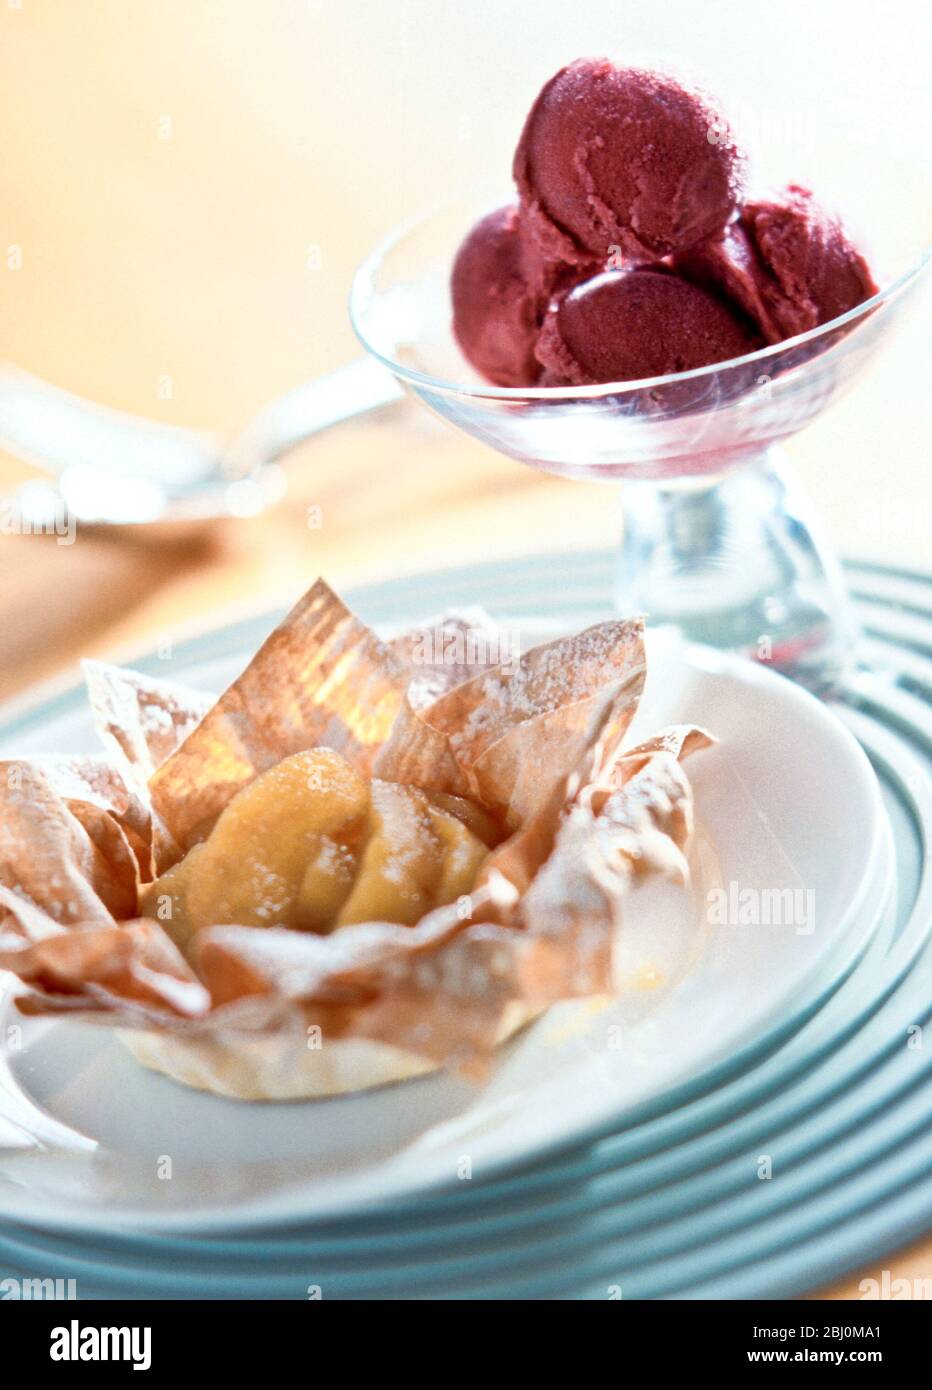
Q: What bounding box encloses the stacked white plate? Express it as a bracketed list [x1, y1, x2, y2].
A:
[0, 554, 929, 1298]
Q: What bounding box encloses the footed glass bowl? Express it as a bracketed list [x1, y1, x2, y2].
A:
[350, 196, 930, 688]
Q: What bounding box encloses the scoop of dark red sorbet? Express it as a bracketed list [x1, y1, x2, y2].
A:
[675, 185, 879, 345]
[451, 203, 595, 386]
[535, 269, 760, 386]
[514, 58, 746, 265]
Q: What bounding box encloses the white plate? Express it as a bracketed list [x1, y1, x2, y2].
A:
[0, 625, 893, 1233]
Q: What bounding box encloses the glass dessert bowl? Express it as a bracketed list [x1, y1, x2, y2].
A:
[350, 195, 930, 689]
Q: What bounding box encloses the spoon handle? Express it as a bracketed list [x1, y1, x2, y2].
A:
[0, 357, 404, 491]
[220, 357, 404, 477]
[0, 364, 218, 488]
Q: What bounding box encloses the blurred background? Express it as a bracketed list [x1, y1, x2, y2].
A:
[0, 0, 928, 697]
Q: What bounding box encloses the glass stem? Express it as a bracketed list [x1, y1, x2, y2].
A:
[615, 447, 859, 690]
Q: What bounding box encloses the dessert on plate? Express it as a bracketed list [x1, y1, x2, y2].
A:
[452, 57, 878, 386]
[0, 580, 711, 1101]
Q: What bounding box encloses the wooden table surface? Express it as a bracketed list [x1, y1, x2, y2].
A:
[0, 1, 929, 1299]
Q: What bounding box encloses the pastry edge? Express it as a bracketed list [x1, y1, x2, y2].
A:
[117, 1001, 540, 1101]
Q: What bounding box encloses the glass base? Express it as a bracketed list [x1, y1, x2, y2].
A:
[615, 449, 859, 692]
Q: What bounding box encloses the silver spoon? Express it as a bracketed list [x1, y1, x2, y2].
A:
[0, 358, 403, 541]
